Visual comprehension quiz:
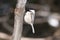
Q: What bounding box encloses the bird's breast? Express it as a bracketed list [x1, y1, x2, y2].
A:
[24, 15, 32, 24]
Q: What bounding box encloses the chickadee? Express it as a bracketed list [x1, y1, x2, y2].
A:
[24, 10, 35, 33]
[48, 13, 59, 28]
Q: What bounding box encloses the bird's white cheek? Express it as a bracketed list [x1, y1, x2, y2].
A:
[48, 18, 59, 27]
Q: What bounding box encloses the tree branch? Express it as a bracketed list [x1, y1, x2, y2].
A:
[12, 0, 27, 40]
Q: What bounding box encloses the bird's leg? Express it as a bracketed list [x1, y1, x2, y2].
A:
[30, 23, 35, 33]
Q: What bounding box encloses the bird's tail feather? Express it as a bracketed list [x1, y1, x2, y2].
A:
[31, 24, 35, 33]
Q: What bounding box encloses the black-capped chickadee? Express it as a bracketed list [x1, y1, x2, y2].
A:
[24, 10, 35, 33]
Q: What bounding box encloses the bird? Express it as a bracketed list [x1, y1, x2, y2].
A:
[48, 13, 59, 28]
[24, 10, 35, 33]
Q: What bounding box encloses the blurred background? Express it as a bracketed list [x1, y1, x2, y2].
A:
[0, 0, 60, 40]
